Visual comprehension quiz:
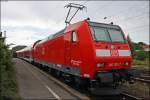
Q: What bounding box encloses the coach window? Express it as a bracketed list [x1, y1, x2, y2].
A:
[72, 31, 77, 42]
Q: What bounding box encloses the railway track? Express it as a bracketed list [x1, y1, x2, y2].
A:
[121, 92, 143, 100]
[86, 92, 143, 100]
[140, 76, 150, 80]
[133, 75, 150, 84]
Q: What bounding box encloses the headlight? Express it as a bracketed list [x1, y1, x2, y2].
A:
[83, 74, 90, 78]
[97, 62, 105, 67]
[124, 62, 129, 66]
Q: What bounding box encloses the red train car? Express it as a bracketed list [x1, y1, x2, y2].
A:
[17, 20, 136, 95]
[16, 46, 32, 62]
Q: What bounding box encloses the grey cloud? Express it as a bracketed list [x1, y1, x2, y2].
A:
[1, 1, 149, 45]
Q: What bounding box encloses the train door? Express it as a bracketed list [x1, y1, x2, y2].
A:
[70, 31, 82, 67]
[64, 31, 71, 66]
[64, 31, 81, 67]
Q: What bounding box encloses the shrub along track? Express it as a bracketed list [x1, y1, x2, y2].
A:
[0, 41, 20, 100]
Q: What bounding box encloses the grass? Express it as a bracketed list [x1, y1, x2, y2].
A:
[132, 59, 149, 66]
[0, 42, 21, 100]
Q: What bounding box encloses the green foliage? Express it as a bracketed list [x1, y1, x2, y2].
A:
[134, 50, 148, 61]
[127, 34, 149, 61]
[133, 42, 144, 51]
[127, 35, 134, 55]
[133, 58, 149, 66]
[0, 41, 21, 100]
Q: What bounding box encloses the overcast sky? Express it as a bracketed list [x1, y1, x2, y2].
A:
[1, 1, 149, 47]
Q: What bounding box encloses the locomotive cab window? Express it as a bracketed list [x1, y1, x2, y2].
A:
[90, 27, 110, 42]
[107, 29, 125, 43]
[90, 26, 125, 43]
[71, 31, 77, 42]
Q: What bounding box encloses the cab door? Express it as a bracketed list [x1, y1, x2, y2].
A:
[70, 31, 81, 67]
[64, 31, 81, 67]
[64, 31, 71, 66]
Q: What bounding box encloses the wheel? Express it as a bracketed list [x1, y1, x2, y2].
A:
[56, 70, 62, 77]
[74, 77, 89, 90]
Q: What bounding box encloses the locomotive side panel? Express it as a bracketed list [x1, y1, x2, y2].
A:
[34, 44, 42, 62]
[74, 21, 96, 78]
[46, 35, 65, 65]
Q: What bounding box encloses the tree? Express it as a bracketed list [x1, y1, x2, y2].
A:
[134, 50, 146, 61]
[127, 34, 135, 55]
[138, 42, 146, 46]
[137, 42, 145, 50]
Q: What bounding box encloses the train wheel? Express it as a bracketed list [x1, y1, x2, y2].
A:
[44, 66, 49, 71]
[56, 70, 62, 77]
[62, 73, 72, 83]
[48, 67, 52, 73]
[51, 68, 56, 75]
[74, 77, 83, 89]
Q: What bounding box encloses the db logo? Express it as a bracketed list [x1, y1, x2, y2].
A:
[110, 50, 118, 56]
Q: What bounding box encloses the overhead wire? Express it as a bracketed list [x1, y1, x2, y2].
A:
[105, 4, 149, 33]
[106, 4, 148, 20]
[94, 1, 114, 17]
[109, 4, 149, 23]
[92, 2, 148, 25]
[82, 0, 89, 5]
[114, 11, 149, 22]
[91, 2, 149, 43]
[126, 27, 149, 33]
[57, 1, 149, 29]
[80, 0, 90, 20]
[125, 24, 149, 31]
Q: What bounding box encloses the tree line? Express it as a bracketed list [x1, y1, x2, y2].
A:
[127, 35, 149, 61]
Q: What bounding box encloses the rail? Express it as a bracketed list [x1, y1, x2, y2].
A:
[121, 92, 143, 100]
[132, 76, 150, 84]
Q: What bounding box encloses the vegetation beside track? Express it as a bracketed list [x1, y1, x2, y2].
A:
[0, 40, 20, 100]
[127, 35, 149, 66]
[133, 59, 149, 66]
[122, 82, 149, 100]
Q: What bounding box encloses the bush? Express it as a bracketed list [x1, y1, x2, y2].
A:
[133, 59, 149, 66]
[134, 50, 147, 61]
[0, 41, 21, 100]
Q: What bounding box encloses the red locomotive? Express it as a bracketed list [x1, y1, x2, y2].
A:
[16, 20, 136, 95]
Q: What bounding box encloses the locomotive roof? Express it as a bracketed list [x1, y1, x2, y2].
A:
[38, 28, 66, 44]
[52, 28, 66, 37]
[88, 21, 120, 29]
[16, 46, 32, 52]
[35, 20, 121, 45]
